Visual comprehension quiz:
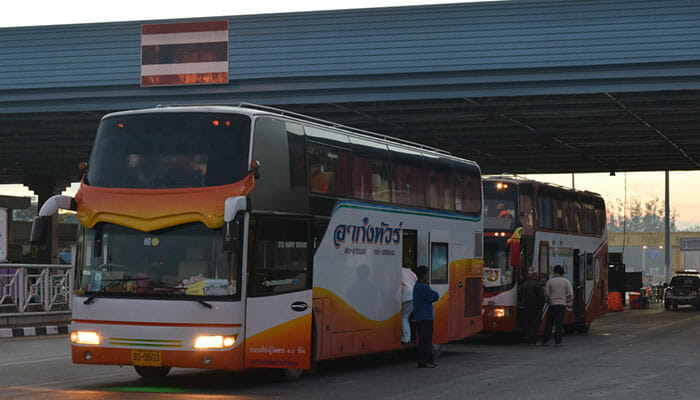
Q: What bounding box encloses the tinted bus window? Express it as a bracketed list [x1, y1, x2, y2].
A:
[553, 191, 567, 232]
[484, 181, 517, 231]
[582, 197, 596, 234]
[568, 194, 581, 233]
[596, 198, 606, 234]
[88, 113, 251, 189]
[518, 183, 535, 235]
[350, 138, 391, 202]
[455, 162, 482, 215]
[307, 142, 351, 197]
[390, 146, 425, 207]
[424, 155, 454, 211]
[286, 122, 307, 192]
[249, 218, 311, 296]
[537, 191, 553, 230]
[431, 242, 448, 284]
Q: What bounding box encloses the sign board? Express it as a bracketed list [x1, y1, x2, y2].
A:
[0, 208, 7, 262]
[141, 20, 229, 86]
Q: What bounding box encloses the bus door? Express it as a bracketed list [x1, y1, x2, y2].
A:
[244, 216, 313, 370]
[572, 250, 586, 324]
[429, 231, 450, 344]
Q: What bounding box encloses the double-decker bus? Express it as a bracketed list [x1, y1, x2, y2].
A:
[481, 177, 607, 334]
[33, 104, 484, 380]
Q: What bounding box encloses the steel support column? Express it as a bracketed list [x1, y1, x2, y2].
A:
[665, 170, 671, 282]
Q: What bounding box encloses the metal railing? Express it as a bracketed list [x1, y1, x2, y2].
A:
[0, 264, 72, 316]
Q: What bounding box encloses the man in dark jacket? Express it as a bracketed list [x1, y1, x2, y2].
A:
[413, 265, 440, 368]
[521, 270, 545, 346]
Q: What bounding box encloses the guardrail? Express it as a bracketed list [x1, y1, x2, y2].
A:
[0, 264, 72, 317]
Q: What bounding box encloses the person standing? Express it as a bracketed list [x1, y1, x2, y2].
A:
[401, 266, 418, 344]
[542, 265, 573, 347]
[521, 270, 545, 346]
[413, 265, 440, 368]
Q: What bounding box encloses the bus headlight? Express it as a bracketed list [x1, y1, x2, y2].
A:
[194, 335, 236, 349]
[70, 331, 101, 345]
[488, 307, 511, 318]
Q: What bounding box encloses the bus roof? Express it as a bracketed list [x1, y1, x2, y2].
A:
[101, 103, 480, 169]
[483, 175, 604, 199]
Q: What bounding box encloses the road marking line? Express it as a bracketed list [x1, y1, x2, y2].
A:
[0, 355, 71, 367]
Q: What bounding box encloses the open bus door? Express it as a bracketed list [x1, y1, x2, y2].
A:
[244, 216, 313, 372]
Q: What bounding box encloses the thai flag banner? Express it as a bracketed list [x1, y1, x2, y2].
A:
[141, 20, 229, 87]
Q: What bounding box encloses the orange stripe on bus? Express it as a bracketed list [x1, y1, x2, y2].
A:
[72, 319, 242, 328]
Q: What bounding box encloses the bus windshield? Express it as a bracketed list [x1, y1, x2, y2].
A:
[86, 112, 251, 189]
[484, 181, 517, 231]
[483, 238, 515, 293]
[76, 223, 241, 299]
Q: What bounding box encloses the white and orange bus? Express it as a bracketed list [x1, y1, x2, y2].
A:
[34, 104, 484, 380]
[482, 177, 607, 334]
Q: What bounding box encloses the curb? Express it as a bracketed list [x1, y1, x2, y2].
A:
[0, 325, 70, 339]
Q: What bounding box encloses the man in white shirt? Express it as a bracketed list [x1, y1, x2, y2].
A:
[401, 266, 418, 344]
[542, 265, 573, 347]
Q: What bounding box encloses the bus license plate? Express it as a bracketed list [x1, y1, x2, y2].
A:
[131, 350, 162, 367]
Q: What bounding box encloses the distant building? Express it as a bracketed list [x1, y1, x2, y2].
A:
[609, 232, 700, 284]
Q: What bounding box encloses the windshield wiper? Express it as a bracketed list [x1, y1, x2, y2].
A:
[194, 299, 213, 308]
[83, 278, 132, 305]
[147, 286, 212, 308]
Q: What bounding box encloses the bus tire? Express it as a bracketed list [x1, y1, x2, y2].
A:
[279, 368, 304, 382]
[575, 323, 590, 334]
[134, 366, 171, 379]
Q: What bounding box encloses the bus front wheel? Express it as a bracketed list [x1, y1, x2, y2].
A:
[279, 368, 304, 382]
[134, 366, 171, 379]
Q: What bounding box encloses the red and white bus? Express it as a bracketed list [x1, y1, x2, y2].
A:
[34, 104, 484, 380]
[482, 177, 608, 334]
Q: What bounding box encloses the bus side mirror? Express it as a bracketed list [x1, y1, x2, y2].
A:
[30, 216, 52, 245]
[30, 195, 76, 245]
[249, 160, 261, 180]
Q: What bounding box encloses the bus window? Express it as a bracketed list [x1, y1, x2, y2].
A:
[424, 155, 454, 211]
[431, 242, 448, 284]
[568, 194, 581, 234]
[582, 197, 596, 234]
[403, 230, 418, 270]
[484, 239, 514, 292]
[553, 192, 567, 232]
[454, 161, 482, 215]
[88, 113, 251, 189]
[518, 183, 535, 235]
[249, 218, 311, 296]
[484, 181, 517, 231]
[306, 142, 350, 196]
[596, 197, 606, 234]
[286, 121, 307, 192]
[75, 222, 240, 299]
[350, 138, 391, 202]
[390, 146, 425, 207]
[537, 191, 553, 230]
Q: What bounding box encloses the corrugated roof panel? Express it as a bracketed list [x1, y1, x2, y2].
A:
[0, 0, 699, 89]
